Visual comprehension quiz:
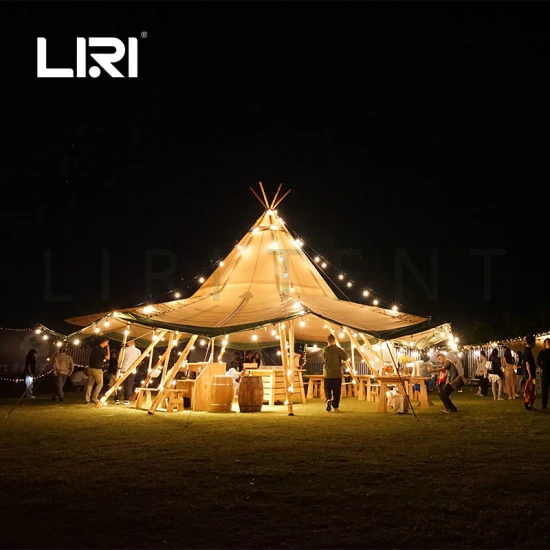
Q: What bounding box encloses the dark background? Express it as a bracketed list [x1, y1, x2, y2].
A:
[1, 2, 548, 342]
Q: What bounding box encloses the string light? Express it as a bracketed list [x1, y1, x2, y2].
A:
[174, 292, 181, 299]
[198, 277, 205, 283]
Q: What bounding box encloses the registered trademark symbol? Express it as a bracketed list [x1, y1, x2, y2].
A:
[141, 31, 147, 38]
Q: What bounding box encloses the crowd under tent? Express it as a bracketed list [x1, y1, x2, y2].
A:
[65, 184, 452, 414]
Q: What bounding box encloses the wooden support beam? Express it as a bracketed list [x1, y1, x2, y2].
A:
[346, 330, 378, 376]
[130, 333, 182, 401]
[148, 335, 198, 415]
[272, 189, 291, 209]
[270, 183, 283, 209]
[278, 323, 294, 416]
[358, 333, 383, 375]
[250, 186, 267, 208]
[96, 330, 167, 408]
[161, 331, 175, 383]
[258, 181, 269, 209]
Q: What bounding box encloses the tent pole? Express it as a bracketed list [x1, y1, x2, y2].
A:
[278, 323, 295, 416]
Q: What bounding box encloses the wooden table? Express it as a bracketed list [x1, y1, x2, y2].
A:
[376, 375, 410, 412]
[408, 376, 433, 409]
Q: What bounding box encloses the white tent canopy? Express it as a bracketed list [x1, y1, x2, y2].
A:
[66, 187, 450, 350]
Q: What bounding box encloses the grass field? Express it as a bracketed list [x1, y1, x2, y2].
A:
[1, 389, 549, 549]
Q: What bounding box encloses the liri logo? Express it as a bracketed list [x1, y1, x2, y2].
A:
[37, 37, 138, 78]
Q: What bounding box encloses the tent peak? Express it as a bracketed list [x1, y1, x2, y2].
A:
[250, 182, 291, 210]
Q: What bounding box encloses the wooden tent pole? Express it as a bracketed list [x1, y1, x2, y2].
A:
[278, 323, 294, 416]
[130, 334, 182, 401]
[250, 187, 267, 208]
[347, 331, 378, 376]
[148, 335, 198, 415]
[208, 337, 215, 363]
[96, 330, 167, 408]
[161, 331, 175, 383]
[272, 189, 291, 209]
[270, 183, 283, 209]
[358, 333, 383, 375]
[258, 181, 269, 209]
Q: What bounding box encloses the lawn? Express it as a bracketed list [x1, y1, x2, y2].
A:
[1, 389, 549, 549]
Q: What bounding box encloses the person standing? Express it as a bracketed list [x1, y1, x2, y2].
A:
[502, 348, 517, 400]
[115, 340, 141, 405]
[536, 338, 550, 410]
[24, 349, 37, 399]
[488, 348, 504, 400]
[52, 349, 75, 402]
[476, 350, 489, 396]
[432, 353, 458, 413]
[85, 337, 110, 405]
[524, 335, 537, 411]
[322, 334, 348, 412]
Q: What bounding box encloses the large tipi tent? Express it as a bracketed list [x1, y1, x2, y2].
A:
[65, 184, 451, 413]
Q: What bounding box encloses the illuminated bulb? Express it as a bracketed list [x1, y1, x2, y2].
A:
[219, 261, 224, 266]
[290, 287, 295, 293]
[252, 227, 259, 234]
[373, 299, 379, 305]
[43, 334, 48, 340]
[238, 244, 243, 250]
[299, 321, 305, 327]
[174, 292, 181, 299]
[270, 225, 278, 230]
[283, 272, 288, 278]
[323, 324, 328, 329]
[339, 332, 344, 339]
[35, 329, 41, 334]
[276, 350, 281, 356]
[321, 262, 327, 268]
[252, 334, 258, 341]
[338, 274, 344, 280]
[347, 282, 352, 288]
[454, 337, 459, 343]
[314, 256, 320, 263]
[222, 338, 228, 345]
[73, 339, 80, 345]
[200, 339, 206, 346]
[94, 327, 100, 333]
[143, 305, 153, 313]
[353, 333, 357, 337]
[279, 255, 283, 262]
[363, 290, 369, 297]
[56, 341, 62, 347]
[199, 277, 205, 283]
[190, 345, 195, 350]
[177, 351, 182, 355]
[392, 305, 398, 312]
[271, 330, 277, 336]
[104, 321, 109, 327]
[124, 328, 130, 335]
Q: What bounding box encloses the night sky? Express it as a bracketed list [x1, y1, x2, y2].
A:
[1, 3, 548, 341]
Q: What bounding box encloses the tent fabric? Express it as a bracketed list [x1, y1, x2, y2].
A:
[66, 208, 446, 346]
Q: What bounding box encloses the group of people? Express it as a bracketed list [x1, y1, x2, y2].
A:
[84, 337, 142, 405]
[474, 335, 550, 411]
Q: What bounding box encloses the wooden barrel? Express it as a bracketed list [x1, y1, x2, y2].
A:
[210, 376, 235, 413]
[238, 375, 263, 412]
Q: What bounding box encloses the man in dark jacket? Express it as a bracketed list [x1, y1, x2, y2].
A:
[322, 334, 348, 412]
[537, 338, 550, 410]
